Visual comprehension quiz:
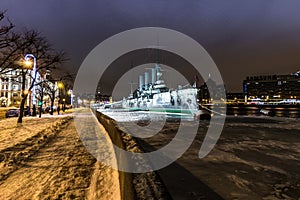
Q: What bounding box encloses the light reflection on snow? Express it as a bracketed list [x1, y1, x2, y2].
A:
[97, 109, 195, 122]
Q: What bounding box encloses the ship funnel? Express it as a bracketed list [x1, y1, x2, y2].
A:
[139, 75, 144, 91]
[151, 68, 156, 84]
[145, 72, 149, 90]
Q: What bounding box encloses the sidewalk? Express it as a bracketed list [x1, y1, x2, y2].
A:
[0, 114, 71, 151]
[0, 113, 121, 199]
[37, 112, 73, 118]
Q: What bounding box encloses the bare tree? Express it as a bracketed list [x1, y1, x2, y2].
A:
[0, 10, 20, 75]
[43, 72, 74, 115]
[14, 30, 66, 123]
[0, 11, 14, 48]
[43, 79, 58, 115]
[0, 12, 67, 122]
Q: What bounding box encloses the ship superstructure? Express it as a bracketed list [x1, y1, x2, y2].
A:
[121, 64, 199, 114]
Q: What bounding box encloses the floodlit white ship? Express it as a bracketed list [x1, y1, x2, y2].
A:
[118, 64, 200, 116]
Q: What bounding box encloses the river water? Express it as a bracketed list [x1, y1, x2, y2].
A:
[222, 105, 300, 118]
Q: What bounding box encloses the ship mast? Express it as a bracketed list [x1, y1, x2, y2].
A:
[128, 62, 136, 99]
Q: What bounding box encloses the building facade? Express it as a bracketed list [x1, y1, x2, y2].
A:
[243, 71, 300, 102]
[0, 69, 31, 107]
[0, 68, 58, 108]
[198, 78, 226, 104]
[226, 92, 244, 103]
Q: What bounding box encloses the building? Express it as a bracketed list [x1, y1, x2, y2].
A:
[198, 77, 226, 104]
[0, 68, 58, 108]
[226, 92, 244, 104]
[198, 83, 210, 103]
[0, 69, 31, 107]
[243, 71, 300, 102]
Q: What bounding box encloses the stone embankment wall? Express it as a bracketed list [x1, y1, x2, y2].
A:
[94, 111, 171, 200]
[94, 111, 135, 200]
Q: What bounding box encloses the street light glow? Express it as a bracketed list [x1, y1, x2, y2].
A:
[57, 82, 64, 88]
[24, 60, 33, 68]
[24, 54, 37, 116]
[23, 90, 29, 95]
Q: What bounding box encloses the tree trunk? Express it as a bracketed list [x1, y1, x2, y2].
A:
[17, 95, 27, 123]
[50, 100, 54, 115]
[39, 89, 44, 118]
[50, 94, 54, 115]
[17, 72, 27, 124]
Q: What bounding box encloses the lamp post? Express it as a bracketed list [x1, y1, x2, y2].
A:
[67, 89, 74, 108]
[25, 54, 37, 116]
[57, 81, 64, 109]
[62, 98, 66, 112]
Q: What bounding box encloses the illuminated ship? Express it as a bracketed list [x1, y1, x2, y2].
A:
[119, 64, 200, 116]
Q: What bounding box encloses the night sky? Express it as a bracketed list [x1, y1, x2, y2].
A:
[1, 0, 300, 94]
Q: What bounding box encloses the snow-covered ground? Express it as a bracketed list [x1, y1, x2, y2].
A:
[95, 108, 300, 199]
[133, 116, 300, 199]
[0, 115, 121, 200]
[2, 110, 299, 199]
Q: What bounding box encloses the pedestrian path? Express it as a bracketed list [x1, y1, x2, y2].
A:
[39, 113, 73, 118]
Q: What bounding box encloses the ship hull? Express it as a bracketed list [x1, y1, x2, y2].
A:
[122, 88, 199, 114]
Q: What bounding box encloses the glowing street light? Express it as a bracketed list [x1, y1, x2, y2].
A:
[24, 54, 37, 116]
[23, 90, 29, 95]
[57, 81, 64, 107]
[57, 81, 64, 89]
[67, 89, 74, 107]
[24, 60, 33, 68]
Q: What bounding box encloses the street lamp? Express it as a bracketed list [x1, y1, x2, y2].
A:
[24, 60, 32, 68]
[67, 89, 74, 107]
[25, 54, 37, 116]
[23, 90, 29, 95]
[57, 81, 64, 89]
[57, 81, 64, 108]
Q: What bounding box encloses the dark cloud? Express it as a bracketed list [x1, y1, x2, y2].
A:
[1, 0, 300, 92]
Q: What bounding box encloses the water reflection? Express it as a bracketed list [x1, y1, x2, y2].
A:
[224, 105, 300, 118]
